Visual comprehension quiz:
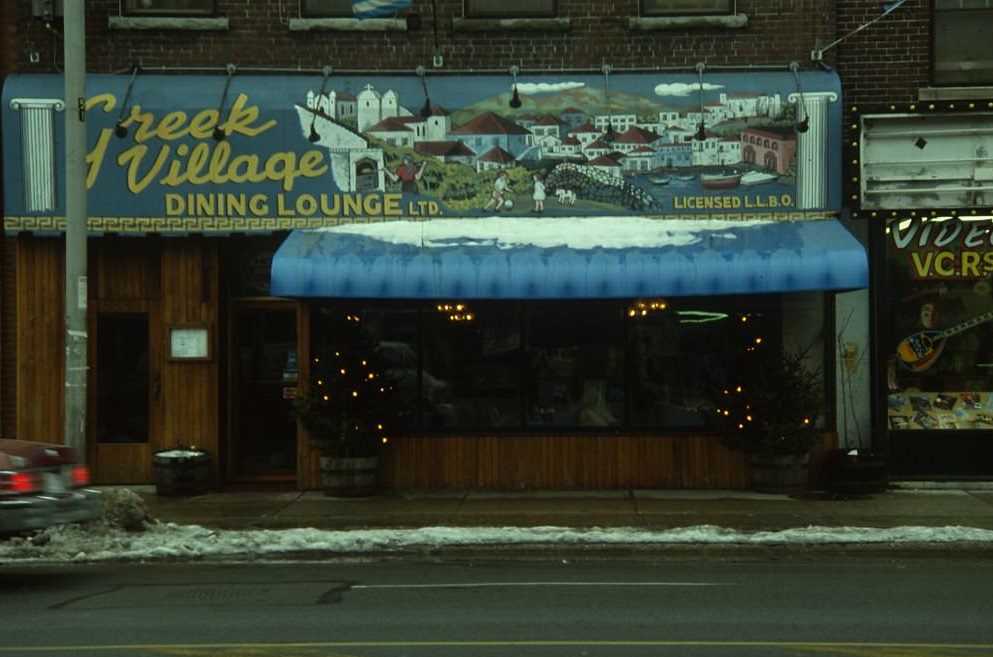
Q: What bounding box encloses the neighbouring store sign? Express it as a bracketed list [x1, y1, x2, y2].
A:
[854, 106, 993, 213]
[890, 216, 993, 280]
[2, 70, 842, 234]
[886, 216, 993, 430]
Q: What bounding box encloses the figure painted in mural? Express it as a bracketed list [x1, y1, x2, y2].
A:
[484, 170, 512, 212]
[532, 172, 546, 213]
[386, 155, 426, 193]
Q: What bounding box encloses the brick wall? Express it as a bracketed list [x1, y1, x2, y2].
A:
[11, 1, 837, 74]
[833, 0, 931, 109]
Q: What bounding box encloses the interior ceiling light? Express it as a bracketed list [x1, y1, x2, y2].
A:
[308, 65, 333, 143]
[213, 64, 237, 141]
[694, 62, 708, 141]
[790, 61, 810, 134]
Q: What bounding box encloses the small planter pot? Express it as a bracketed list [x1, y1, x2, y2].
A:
[748, 453, 810, 494]
[824, 448, 888, 496]
[319, 455, 379, 497]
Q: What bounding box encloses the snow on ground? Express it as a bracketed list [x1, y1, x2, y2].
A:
[3, 522, 993, 564]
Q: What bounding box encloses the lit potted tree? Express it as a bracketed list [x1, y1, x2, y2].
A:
[292, 310, 398, 497]
[711, 346, 825, 493]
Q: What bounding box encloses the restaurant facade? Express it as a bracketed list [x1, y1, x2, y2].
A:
[0, 1, 876, 491]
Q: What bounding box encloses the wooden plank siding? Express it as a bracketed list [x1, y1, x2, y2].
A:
[157, 237, 220, 470]
[369, 435, 753, 491]
[14, 236, 64, 445]
[8, 236, 221, 484]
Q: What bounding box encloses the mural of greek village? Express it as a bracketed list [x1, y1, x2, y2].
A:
[294, 70, 839, 218]
[1, 71, 842, 234]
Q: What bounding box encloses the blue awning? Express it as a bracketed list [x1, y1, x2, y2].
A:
[270, 217, 867, 299]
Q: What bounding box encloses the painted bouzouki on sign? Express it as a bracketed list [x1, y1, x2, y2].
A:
[896, 310, 993, 372]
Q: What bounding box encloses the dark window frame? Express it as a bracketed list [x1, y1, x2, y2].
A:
[300, 0, 355, 18]
[121, 0, 215, 16]
[932, 0, 993, 87]
[640, 0, 734, 16]
[463, 0, 557, 18]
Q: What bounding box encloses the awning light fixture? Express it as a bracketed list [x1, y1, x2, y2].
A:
[213, 64, 237, 141]
[694, 62, 708, 141]
[509, 65, 522, 109]
[417, 65, 432, 118]
[602, 63, 615, 143]
[114, 64, 140, 139]
[308, 65, 333, 143]
[790, 61, 810, 134]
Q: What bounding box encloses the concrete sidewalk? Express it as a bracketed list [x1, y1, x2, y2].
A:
[132, 485, 993, 533]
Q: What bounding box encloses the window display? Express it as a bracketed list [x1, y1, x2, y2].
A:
[886, 217, 993, 430]
[310, 296, 782, 433]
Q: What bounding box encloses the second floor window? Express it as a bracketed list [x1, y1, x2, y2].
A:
[302, 0, 356, 16]
[934, 0, 993, 86]
[642, 0, 733, 15]
[464, 0, 556, 17]
[122, 0, 213, 15]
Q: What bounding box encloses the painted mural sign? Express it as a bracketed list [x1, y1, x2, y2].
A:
[2, 70, 842, 233]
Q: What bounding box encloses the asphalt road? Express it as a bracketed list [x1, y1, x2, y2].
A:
[2, 555, 993, 657]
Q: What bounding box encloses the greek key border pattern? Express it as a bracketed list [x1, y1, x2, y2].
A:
[4, 211, 837, 234]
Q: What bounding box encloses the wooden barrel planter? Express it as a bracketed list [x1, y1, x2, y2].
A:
[824, 448, 888, 495]
[152, 448, 212, 496]
[319, 455, 379, 497]
[748, 453, 810, 494]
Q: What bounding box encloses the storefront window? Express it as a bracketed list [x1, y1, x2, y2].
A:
[527, 301, 624, 428]
[423, 302, 523, 430]
[309, 297, 782, 433]
[885, 217, 993, 430]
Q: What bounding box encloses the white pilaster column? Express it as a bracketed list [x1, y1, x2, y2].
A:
[788, 90, 838, 210]
[9, 98, 65, 212]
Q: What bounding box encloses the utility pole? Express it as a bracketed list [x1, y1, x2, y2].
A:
[63, 1, 87, 456]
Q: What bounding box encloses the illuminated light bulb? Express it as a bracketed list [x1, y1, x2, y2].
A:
[735, 385, 742, 393]
[361, 360, 367, 366]
[340, 369, 346, 375]
[352, 391, 358, 397]
[377, 424, 384, 430]
[754, 337, 763, 344]
[737, 423, 744, 430]
[322, 394, 329, 401]
[803, 417, 811, 425]
[723, 410, 730, 416]
[368, 373, 375, 379]
[381, 437, 389, 444]
[314, 357, 320, 363]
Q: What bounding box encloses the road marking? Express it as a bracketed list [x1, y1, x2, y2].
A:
[353, 581, 732, 589]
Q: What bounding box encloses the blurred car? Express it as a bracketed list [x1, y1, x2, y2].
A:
[0, 439, 101, 536]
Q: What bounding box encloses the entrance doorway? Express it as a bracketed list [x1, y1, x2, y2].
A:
[92, 311, 156, 483]
[228, 301, 298, 481]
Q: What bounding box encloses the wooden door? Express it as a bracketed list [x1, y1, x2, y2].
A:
[90, 304, 163, 483]
[227, 299, 298, 482]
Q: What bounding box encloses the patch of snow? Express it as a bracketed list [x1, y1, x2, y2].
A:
[2, 522, 992, 564]
[318, 216, 771, 251]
